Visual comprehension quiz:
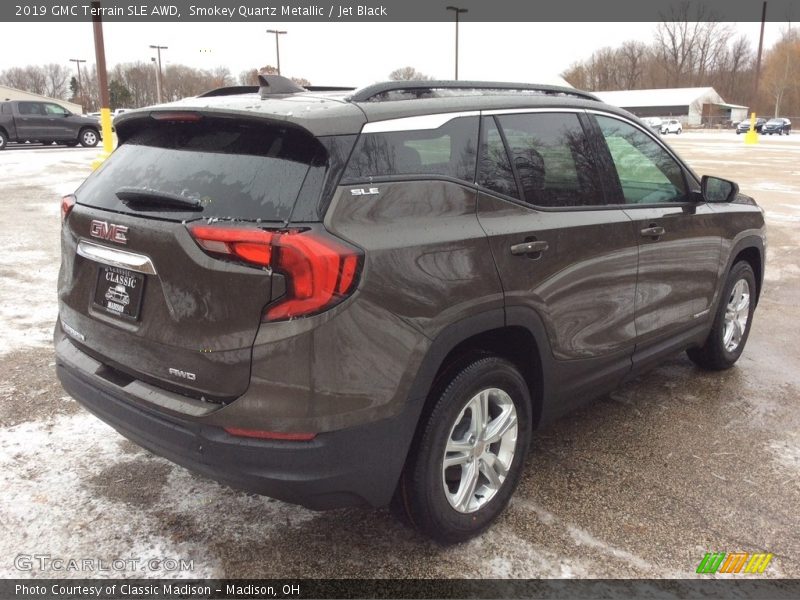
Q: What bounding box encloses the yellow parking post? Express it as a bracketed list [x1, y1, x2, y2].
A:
[91, 107, 114, 170]
[744, 112, 759, 145]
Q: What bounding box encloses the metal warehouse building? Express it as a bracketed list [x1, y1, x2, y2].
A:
[594, 87, 748, 126]
[0, 85, 83, 114]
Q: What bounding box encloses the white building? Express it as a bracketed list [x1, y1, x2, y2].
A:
[594, 87, 748, 126]
[0, 85, 83, 114]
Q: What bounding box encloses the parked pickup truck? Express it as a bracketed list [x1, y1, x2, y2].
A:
[0, 100, 101, 150]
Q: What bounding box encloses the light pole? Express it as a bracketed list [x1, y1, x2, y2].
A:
[91, 0, 112, 166]
[266, 29, 287, 75]
[69, 58, 86, 112]
[149, 44, 168, 102]
[446, 6, 468, 80]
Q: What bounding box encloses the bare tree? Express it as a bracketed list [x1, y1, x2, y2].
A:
[761, 28, 800, 116]
[389, 66, 433, 81]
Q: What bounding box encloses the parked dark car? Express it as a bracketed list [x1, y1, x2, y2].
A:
[736, 117, 766, 134]
[0, 100, 101, 149]
[55, 77, 766, 543]
[762, 117, 791, 135]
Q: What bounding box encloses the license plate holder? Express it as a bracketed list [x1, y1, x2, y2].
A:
[93, 265, 145, 321]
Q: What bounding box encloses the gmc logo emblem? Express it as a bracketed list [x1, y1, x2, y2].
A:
[90, 220, 128, 244]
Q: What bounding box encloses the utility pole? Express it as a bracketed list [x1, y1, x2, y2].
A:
[149, 44, 168, 102]
[266, 30, 287, 75]
[69, 58, 86, 112]
[91, 1, 112, 166]
[745, 1, 767, 145]
[446, 6, 468, 80]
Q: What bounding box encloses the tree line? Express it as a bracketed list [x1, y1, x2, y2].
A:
[0, 62, 311, 112]
[561, 9, 800, 117]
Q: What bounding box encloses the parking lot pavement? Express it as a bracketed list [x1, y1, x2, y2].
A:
[1, 134, 798, 579]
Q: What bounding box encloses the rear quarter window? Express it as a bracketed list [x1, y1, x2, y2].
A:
[343, 116, 478, 184]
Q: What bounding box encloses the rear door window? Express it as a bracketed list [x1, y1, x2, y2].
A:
[477, 117, 519, 199]
[343, 116, 478, 183]
[493, 112, 605, 207]
[76, 118, 325, 222]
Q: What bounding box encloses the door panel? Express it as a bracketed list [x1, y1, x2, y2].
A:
[476, 111, 638, 361]
[478, 194, 638, 360]
[623, 205, 722, 339]
[590, 113, 723, 342]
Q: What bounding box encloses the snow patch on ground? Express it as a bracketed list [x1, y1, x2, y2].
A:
[769, 437, 800, 472]
[0, 412, 221, 578]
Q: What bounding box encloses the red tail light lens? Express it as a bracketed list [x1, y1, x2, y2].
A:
[189, 224, 362, 322]
[61, 194, 76, 224]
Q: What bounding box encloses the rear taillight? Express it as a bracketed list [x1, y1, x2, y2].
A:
[189, 224, 362, 322]
[61, 194, 76, 224]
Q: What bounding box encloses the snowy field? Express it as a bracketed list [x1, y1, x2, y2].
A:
[0, 135, 798, 579]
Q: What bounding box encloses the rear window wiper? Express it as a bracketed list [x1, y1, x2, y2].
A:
[116, 187, 203, 211]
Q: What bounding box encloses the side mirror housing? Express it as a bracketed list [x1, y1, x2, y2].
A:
[701, 175, 739, 203]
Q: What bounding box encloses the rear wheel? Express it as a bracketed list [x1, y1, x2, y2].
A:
[79, 128, 99, 147]
[687, 261, 756, 370]
[395, 357, 531, 544]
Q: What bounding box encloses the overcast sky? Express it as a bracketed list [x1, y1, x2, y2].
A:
[0, 21, 785, 87]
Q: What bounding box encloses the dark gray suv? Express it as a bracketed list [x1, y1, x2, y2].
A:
[55, 77, 766, 543]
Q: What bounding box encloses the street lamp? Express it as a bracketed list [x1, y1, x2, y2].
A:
[149, 44, 168, 102]
[266, 29, 287, 75]
[69, 58, 87, 112]
[446, 6, 468, 80]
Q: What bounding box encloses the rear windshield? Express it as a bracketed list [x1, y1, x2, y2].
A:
[76, 118, 324, 222]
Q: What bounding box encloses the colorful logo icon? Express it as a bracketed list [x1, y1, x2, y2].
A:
[696, 552, 773, 574]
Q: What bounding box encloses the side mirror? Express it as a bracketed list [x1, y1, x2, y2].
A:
[701, 175, 739, 203]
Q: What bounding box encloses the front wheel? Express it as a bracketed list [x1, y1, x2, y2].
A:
[79, 128, 99, 147]
[687, 261, 756, 370]
[395, 357, 531, 544]
[0, 130, 7, 150]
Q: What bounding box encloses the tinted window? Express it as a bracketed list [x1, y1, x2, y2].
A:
[495, 112, 604, 207]
[1, 104, 9, 115]
[77, 118, 324, 222]
[44, 103, 68, 116]
[343, 116, 478, 183]
[478, 117, 519, 199]
[18, 102, 44, 116]
[595, 115, 688, 205]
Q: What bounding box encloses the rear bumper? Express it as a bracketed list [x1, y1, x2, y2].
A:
[56, 345, 417, 510]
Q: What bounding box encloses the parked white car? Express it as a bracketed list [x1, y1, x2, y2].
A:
[661, 119, 683, 135]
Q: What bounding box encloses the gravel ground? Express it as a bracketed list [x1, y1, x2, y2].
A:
[0, 132, 798, 580]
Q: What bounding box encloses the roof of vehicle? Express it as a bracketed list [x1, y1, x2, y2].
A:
[115, 77, 631, 138]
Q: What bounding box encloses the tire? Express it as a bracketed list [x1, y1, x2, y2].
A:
[79, 128, 99, 147]
[395, 357, 532, 544]
[676, 129, 682, 134]
[736, 131, 741, 135]
[687, 261, 756, 371]
[65, 141, 78, 147]
[40, 140, 53, 146]
[0, 130, 7, 150]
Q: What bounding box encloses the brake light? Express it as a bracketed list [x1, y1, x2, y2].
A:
[150, 111, 203, 122]
[188, 225, 362, 321]
[61, 194, 76, 224]
[224, 427, 316, 441]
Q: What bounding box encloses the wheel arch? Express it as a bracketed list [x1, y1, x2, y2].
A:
[726, 236, 765, 306]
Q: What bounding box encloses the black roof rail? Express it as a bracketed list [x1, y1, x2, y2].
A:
[348, 80, 600, 103]
[305, 85, 356, 92]
[198, 85, 258, 98]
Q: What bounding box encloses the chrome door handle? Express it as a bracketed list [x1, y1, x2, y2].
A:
[640, 226, 665, 238]
[510, 240, 549, 255]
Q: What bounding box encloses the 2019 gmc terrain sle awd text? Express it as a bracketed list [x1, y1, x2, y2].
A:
[55, 77, 765, 543]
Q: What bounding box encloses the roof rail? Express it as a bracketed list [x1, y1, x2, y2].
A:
[198, 85, 258, 98]
[348, 81, 599, 103]
[305, 85, 356, 92]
